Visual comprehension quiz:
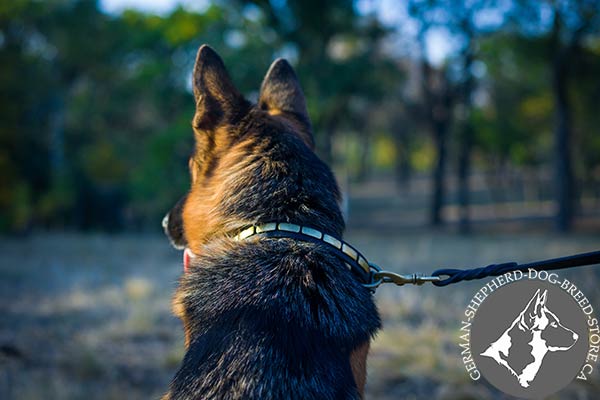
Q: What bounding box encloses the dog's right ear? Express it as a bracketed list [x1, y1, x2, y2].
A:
[534, 289, 548, 316]
[192, 45, 248, 130]
[259, 59, 313, 145]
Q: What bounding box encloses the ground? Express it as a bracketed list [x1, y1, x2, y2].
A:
[1, 226, 599, 399]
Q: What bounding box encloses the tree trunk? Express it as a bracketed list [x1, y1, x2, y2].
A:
[49, 93, 66, 184]
[457, 45, 475, 234]
[419, 59, 452, 227]
[393, 129, 411, 191]
[552, 52, 574, 232]
[457, 123, 473, 233]
[430, 122, 447, 226]
[355, 118, 370, 182]
[320, 117, 337, 166]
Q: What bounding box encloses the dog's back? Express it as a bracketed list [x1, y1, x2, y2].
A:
[170, 240, 379, 399]
[163, 46, 380, 399]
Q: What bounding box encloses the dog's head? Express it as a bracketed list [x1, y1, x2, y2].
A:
[163, 45, 343, 267]
[520, 289, 578, 351]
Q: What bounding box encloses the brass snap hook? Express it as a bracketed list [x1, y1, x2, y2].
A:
[372, 270, 442, 286]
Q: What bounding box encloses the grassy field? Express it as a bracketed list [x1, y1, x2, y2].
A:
[1, 229, 599, 399]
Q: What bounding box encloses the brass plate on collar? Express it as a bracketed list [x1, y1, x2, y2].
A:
[323, 234, 342, 249]
[342, 243, 358, 260]
[278, 223, 301, 233]
[357, 256, 370, 273]
[256, 223, 277, 233]
[237, 226, 256, 240]
[301, 226, 323, 239]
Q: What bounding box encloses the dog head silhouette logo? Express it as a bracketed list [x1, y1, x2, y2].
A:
[480, 288, 579, 388]
[470, 279, 589, 398]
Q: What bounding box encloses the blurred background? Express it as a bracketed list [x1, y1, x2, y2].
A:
[1, 0, 599, 399]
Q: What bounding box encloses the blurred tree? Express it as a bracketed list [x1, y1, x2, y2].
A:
[571, 39, 600, 201]
[408, 0, 504, 231]
[0, 0, 72, 230]
[477, 34, 548, 161]
[0, 1, 253, 230]
[510, 0, 600, 231]
[476, 32, 552, 206]
[445, 1, 484, 234]
[1, 0, 599, 233]
[239, 0, 397, 165]
[408, 1, 457, 227]
[546, 0, 599, 231]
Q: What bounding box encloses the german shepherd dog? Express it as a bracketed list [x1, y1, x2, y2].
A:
[162, 45, 380, 399]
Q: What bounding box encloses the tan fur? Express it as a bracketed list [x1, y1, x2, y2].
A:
[350, 341, 370, 397]
[183, 127, 254, 254]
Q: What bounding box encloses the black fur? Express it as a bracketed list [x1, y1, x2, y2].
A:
[164, 194, 187, 249]
[172, 240, 380, 399]
[220, 112, 343, 232]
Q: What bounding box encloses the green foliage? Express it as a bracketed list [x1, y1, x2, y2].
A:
[0, 1, 234, 230]
[474, 33, 553, 166]
[0, 0, 599, 232]
[0, 0, 399, 231]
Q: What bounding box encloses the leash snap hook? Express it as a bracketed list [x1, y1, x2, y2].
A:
[373, 270, 442, 286]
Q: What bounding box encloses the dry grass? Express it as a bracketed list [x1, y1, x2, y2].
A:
[0, 230, 599, 399]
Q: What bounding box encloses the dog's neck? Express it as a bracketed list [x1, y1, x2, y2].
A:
[183, 130, 346, 255]
[518, 331, 549, 387]
[232, 222, 372, 283]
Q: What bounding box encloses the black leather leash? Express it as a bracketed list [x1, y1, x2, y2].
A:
[431, 249, 600, 287]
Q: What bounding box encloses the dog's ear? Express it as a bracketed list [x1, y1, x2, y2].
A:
[523, 289, 547, 322]
[192, 45, 247, 130]
[259, 59, 313, 140]
[520, 289, 542, 329]
[534, 289, 548, 316]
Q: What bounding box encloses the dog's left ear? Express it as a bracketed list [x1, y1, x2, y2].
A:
[534, 289, 548, 317]
[259, 59, 313, 144]
[192, 45, 248, 130]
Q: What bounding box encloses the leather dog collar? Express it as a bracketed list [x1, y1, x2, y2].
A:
[233, 222, 373, 285]
[184, 222, 441, 290]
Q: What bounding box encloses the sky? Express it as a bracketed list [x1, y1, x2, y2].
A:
[100, 0, 453, 65]
[101, 0, 209, 14]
